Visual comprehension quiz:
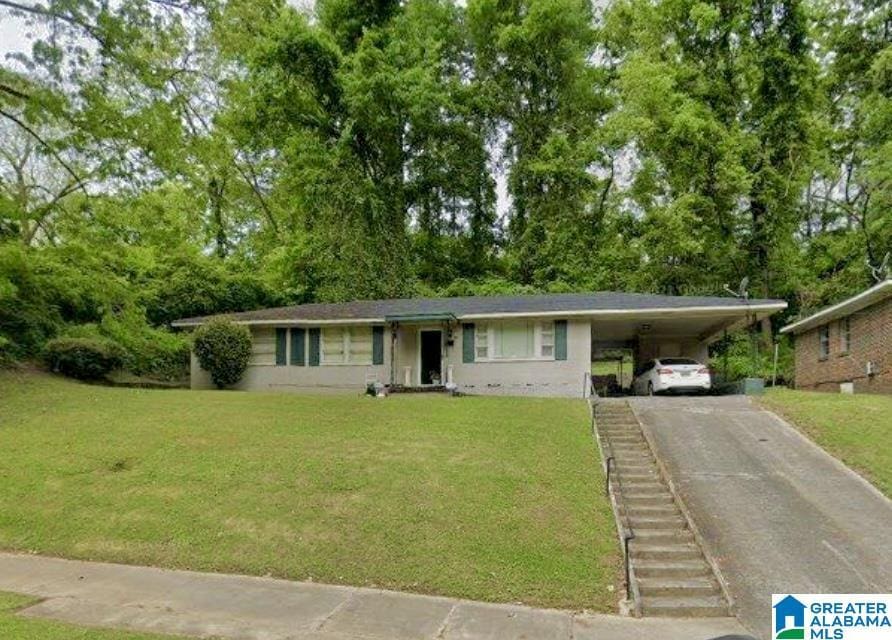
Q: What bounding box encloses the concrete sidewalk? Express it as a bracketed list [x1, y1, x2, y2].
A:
[0, 553, 748, 639]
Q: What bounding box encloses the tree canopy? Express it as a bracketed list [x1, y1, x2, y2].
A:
[0, 0, 889, 376]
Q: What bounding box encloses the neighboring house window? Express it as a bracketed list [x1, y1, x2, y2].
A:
[818, 325, 830, 360]
[839, 317, 851, 354]
[321, 327, 373, 364]
[474, 321, 555, 360]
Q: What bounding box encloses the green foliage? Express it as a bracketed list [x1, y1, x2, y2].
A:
[61, 319, 190, 382]
[43, 338, 124, 381]
[710, 333, 794, 384]
[192, 319, 252, 389]
[0, 0, 890, 362]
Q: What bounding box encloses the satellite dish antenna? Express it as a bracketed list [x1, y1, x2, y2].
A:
[869, 252, 890, 283]
[723, 276, 749, 300]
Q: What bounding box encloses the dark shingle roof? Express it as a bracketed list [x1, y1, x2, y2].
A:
[171, 292, 786, 326]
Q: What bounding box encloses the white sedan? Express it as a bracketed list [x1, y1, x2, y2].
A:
[632, 358, 712, 396]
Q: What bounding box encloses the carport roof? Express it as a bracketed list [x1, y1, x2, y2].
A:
[171, 291, 787, 327]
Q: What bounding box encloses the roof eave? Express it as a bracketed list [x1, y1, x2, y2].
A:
[172, 301, 787, 328]
[780, 280, 892, 335]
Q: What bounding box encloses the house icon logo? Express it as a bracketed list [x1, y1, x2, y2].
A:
[773, 595, 806, 639]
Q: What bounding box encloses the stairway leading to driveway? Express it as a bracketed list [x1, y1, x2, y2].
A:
[594, 401, 730, 618]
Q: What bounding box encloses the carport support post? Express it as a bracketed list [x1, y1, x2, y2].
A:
[772, 341, 779, 387]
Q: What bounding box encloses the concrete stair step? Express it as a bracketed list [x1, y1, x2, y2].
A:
[621, 486, 667, 497]
[617, 472, 659, 481]
[616, 463, 657, 472]
[620, 480, 664, 489]
[610, 446, 649, 454]
[632, 529, 693, 542]
[637, 577, 720, 598]
[633, 559, 713, 578]
[622, 495, 675, 507]
[623, 508, 683, 521]
[628, 516, 688, 530]
[631, 544, 702, 560]
[612, 453, 654, 462]
[639, 596, 729, 618]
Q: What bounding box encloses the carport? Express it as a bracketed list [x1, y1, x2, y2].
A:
[589, 302, 786, 392]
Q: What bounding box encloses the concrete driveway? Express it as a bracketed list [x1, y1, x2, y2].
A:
[629, 396, 892, 640]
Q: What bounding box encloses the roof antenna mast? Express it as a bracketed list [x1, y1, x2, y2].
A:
[869, 252, 890, 283]
[723, 276, 749, 300]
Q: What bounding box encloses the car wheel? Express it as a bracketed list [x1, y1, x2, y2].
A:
[647, 382, 654, 396]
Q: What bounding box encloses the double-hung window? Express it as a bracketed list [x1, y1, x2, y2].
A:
[838, 317, 851, 354]
[818, 325, 830, 360]
[475, 324, 489, 360]
[474, 321, 555, 360]
[321, 327, 373, 364]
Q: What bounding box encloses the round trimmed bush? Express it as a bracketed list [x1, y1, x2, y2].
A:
[44, 337, 124, 380]
[192, 319, 252, 389]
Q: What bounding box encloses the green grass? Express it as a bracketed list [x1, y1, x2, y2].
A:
[0, 371, 618, 610]
[0, 592, 184, 639]
[761, 388, 892, 497]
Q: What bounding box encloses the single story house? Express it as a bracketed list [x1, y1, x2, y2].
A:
[781, 279, 892, 394]
[173, 292, 787, 397]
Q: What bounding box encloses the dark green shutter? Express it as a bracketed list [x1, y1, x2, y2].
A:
[554, 320, 567, 361]
[290, 327, 305, 366]
[308, 328, 320, 366]
[372, 326, 384, 365]
[275, 328, 287, 365]
[462, 323, 475, 363]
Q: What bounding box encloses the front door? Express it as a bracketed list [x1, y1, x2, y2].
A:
[420, 330, 442, 385]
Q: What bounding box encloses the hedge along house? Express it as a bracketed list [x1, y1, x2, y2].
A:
[780, 279, 892, 394]
[172, 292, 787, 397]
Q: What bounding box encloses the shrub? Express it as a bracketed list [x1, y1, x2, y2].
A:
[44, 337, 124, 380]
[192, 319, 252, 389]
[0, 335, 11, 367]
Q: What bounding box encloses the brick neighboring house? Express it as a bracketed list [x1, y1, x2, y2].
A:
[781, 280, 892, 394]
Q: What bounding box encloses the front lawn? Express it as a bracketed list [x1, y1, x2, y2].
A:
[761, 388, 892, 497]
[0, 592, 183, 640]
[0, 372, 618, 610]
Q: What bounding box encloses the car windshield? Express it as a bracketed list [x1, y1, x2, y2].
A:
[659, 358, 700, 366]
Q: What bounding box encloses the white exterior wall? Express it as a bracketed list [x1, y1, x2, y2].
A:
[190, 326, 389, 393]
[190, 318, 592, 397]
[636, 336, 708, 365]
[447, 318, 592, 398]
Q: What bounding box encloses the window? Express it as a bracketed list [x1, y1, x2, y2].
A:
[818, 325, 830, 360]
[249, 328, 277, 365]
[540, 323, 554, 357]
[839, 317, 851, 354]
[474, 321, 555, 360]
[475, 323, 489, 359]
[321, 326, 373, 364]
